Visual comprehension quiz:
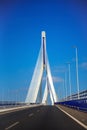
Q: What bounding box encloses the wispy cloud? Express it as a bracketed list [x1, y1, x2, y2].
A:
[52, 66, 67, 73]
[80, 62, 87, 70]
[52, 76, 64, 83]
[43, 76, 64, 83]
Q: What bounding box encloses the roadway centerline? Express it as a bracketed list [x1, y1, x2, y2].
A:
[5, 121, 19, 130]
[28, 113, 34, 117]
[58, 106, 87, 130]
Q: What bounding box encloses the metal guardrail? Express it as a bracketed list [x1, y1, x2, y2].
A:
[66, 90, 87, 100]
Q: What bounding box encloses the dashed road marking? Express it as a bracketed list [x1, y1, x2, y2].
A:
[29, 113, 34, 117]
[5, 122, 19, 130]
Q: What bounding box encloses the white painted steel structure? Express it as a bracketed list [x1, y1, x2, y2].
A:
[68, 63, 72, 100]
[75, 47, 80, 99]
[25, 31, 58, 105]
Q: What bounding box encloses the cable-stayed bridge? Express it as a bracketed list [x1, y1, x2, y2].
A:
[0, 31, 87, 130]
[25, 31, 58, 105]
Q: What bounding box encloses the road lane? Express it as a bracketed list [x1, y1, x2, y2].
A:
[0, 106, 86, 130]
[0, 106, 43, 130]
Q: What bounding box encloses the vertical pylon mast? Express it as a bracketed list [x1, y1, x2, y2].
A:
[42, 31, 46, 69]
[25, 31, 58, 104]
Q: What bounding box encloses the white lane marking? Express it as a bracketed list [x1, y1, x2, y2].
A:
[5, 122, 19, 130]
[37, 110, 40, 112]
[0, 104, 41, 115]
[58, 106, 87, 130]
[29, 113, 34, 117]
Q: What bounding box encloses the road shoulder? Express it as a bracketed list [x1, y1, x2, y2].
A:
[56, 105, 87, 129]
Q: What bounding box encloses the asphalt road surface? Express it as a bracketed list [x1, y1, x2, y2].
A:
[0, 105, 86, 130]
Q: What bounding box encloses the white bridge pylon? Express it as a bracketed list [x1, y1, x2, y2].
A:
[25, 31, 58, 105]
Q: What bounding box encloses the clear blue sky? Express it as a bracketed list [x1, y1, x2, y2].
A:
[0, 0, 87, 102]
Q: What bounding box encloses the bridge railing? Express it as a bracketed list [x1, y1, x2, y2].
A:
[0, 101, 26, 109]
[55, 90, 87, 112]
[55, 98, 87, 112]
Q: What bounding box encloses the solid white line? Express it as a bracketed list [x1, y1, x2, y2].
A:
[58, 106, 87, 130]
[0, 104, 42, 115]
[29, 113, 34, 117]
[5, 122, 19, 130]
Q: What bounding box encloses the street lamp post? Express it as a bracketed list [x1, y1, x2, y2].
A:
[65, 71, 67, 101]
[62, 80, 65, 101]
[67, 62, 72, 100]
[73, 46, 80, 99]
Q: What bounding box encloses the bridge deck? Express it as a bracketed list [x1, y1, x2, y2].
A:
[0, 105, 86, 130]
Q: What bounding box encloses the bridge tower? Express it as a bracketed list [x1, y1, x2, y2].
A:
[25, 31, 58, 105]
